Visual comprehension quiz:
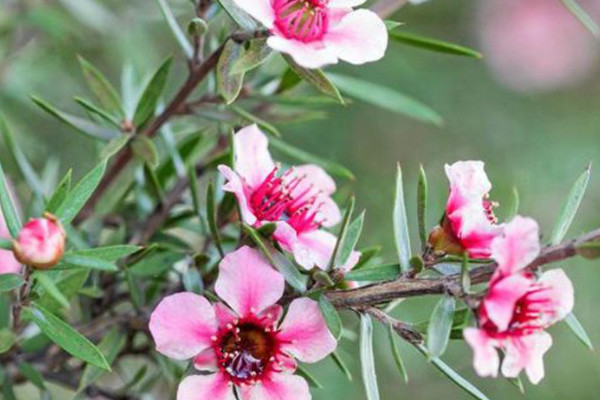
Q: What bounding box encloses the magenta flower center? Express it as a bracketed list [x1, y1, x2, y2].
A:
[250, 168, 323, 233]
[273, 0, 329, 42]
[482, 196, 499, 224]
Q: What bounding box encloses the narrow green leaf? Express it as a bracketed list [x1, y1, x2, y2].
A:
[24, 303, 111, 371]
[0, 275, 23, 292]
[100, 134, 130, 160]
[74, 97, 121, 128]
[417, 164, 428, 251]
[78, 56, 124, 116]
[318, 294, 342, 340]
[232, 39, 272, 73]
[132, 136, 160, 168]
[70, 245, 141, 262]
[37, 270, 89, 314]
[507, 376, 525, 394]
[550, 165, 591, 245]
[284, 55, 344, 104]
[229, 105, 280, 137]
[0, 238, 11, 250]
[79, 327, 127, 390]
[461, 253, 471, 294]
[388, 323, 409, 383]
[0, 329, 16, 353]
[339, 211, 365, 267]
[18, 363, 46, 390]
[61, 254, 119, 272]
[389, 31, 482, 58]
[506, 186, 519, 220]
[354, 246, 382, 270]
[384, 20, 404, 31]
[217, 40, 246, 105]
[564, 313, 593, 350]
[561, 0, 600, 38]
[328, 73, 442, 126]
[0, 161, 22, 237]
[394, 165, 411, 272]
[331, 197, 355, 269]
[296, 365, 323, 389]
[154, 0, 194, 58]
[133, 57, 173, 127]
[270, 137, 354, 180]
[360, 314, 380, 400]
[34, 272, 71, 309]
[207, 181, 225, 258]
[345, 263, 400, 282]
[427, 295, 456, 358]
[215, 0, 258, 30]
[46, 169, 72, 214]
[55, 160, 107, 224]
[330, 351, 353, 381]
[31, 96, 118, 141]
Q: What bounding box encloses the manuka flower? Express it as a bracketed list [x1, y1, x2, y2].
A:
[429, 160, 503, 259]
[149, 246, 337, 400]
[464, 217, 574, 384]
[13, 214, 66, 270]
[232, 0, 388, 69]
[219, 124, 359, 271]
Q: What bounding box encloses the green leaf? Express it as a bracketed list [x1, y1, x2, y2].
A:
[70, 245, 141, 262]
[0, 275, 22, 295]
[131, 136, 160, 168]
[345, 263, 400, 282]
[550, 165, 591, 245]
[564, 313, 593, 350]
[339, 211, 365, 267]
[99, 134, 131, 160]
[154, 0, 194, 58]
[0, 161, 22, 237]
[328, 73, 442, 126]
[61, 254, 119, 272]
[384, 20, 404, 31]
[417, 164, 428, 251]
[74, 97, 121, 128]
[331, 197, 355, 269]
[283, 56, 344, 104]
[560, 0, 600, 38]
[389, 31, 482, 58]
[46, 169, 72, 214]
[296, 365, 323, 389]
[354, 246, 382, 270]
[215, 0, 258, 29]
[24, 303, 111, 370]
[270, 137, 354, 180]
[34, 272, 71, 309]
[388, 323, 409, 383]
[393, 165, 412, 273]
[427, 295, 456, 358]
[78, 56, 124, 116]
[0, 238, 10, 250]
[207, 181, 225, 258]
[133, 57, 173, 127]
[331, 351, 353, 381]
[0, 328, 16, 353]
[31, 96, 118, 141]
[359, 314, 380, 400]
[18, 363, 46, 390]
[37, 270, 89, 313]
[217, 40, 246, 105]
[318, 294, 342, 340]
[55, 160, 107, 224]
[229, 105, 281, 137]
[506, 186, 519, 221]
[232, 39, 272, 74]
[79, 327, 127, 390]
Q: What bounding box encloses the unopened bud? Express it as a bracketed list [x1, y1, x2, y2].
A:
[13, 214, 66, 269]
[187, 17, 208, 37]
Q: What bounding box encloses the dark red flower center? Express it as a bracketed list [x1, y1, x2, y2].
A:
[482, 195, 499, 224]
[273, 0, 329, 42]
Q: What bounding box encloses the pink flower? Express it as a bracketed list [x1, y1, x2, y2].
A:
[219, 125, 359, 271]
[0, 208, 21, 275]
[149, 246, 337, 400]
[232, 0, 388, 69]
[13, 215, 66, 270]
[464, 217, 574, 384]
[429, 161, 502, 258]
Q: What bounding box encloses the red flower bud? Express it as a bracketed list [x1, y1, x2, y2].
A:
[13, 214, 66, 270]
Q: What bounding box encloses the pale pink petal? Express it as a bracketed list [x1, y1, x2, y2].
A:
[492, 216, 540, 276]
[240, 373, 311, 400]
[149, 293, 217, 360]
[194, 348, 219, 371]
[233, 125, 275, 190]
[501, 332, 552, 384]
[278, 298, 337, 363]
[324, 10, 388, 65]
[273, 221, 298, 253]
[289, 229, 336, 270]
[289, 165, 337, 196]
[446, 203, 500, 259]
[215, 246, 284, 316]
[484, 274, 533, 331]
[267, 36, 338, 69]
[231, 0, 275, 29]
[315, 195, 342, 228]
[214, 302, 238, 328]
[463, 328, 500, 378]
[536, 269, 575, 324]
[258, 304, 284, 327]
[340, 249, 361, 273]
[218, 165, 257, 226]
[177, 372, 236, 400]
[445, 161, 491, 209]
[329, 0, 366, 7]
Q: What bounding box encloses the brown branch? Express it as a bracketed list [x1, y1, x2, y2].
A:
[363, 307, 423, 345]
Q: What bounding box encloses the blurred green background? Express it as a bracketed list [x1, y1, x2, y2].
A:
[2, 0, 600, 399]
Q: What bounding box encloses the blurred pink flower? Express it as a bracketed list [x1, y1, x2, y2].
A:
[464, 217, 574, 384]
[219, 124, 359, 271]
[149, 246, 337, 400]
[232, 0, 388, 69]
[477, 0, 599, 92]
[0, 207, 20, 275]
[13, 215, 65, 270]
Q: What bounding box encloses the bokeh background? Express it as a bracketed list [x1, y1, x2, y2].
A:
[2, 0, 600, 399]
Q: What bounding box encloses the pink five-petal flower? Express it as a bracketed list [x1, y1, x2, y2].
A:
[219, 125, 360, 271]
[232, 0, 388, 69]
[491, 216, 540, 278]
[0, 207, 21, 275]
[13, 215, 66, 270]
[149, 246, 337, 400]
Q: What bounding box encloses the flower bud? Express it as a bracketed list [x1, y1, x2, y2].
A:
[13, 215, 66, 269]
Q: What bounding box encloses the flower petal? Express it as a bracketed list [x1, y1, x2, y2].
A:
[234, 124, 275, 190]
[324, 9, 388, 65]
[214, 302, 238, 329]
[231, 0, 275, 29]
[537, 268, 575, 324]
[492, 216, 540, 276]
[501, 332, 552, 384]
[215, 246, 284, 316]
[445, 161, 491, 209]
[484, 273, 533, 331]
[329, 0, 367, 8]
[240, 373, 311, 400]
[267, 36, 339, 69]
[149, 293, 217, 360]
[463, 328, 500, 378]
[194, 348, 219, 371]
[278, 297, 337, 363]
[287, 229, 336, 270]
[177, 372, 236, 400]
[218, 165, 257, 226]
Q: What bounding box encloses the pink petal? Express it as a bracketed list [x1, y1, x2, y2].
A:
[273, 221, 298, 253]
[0, 185, 21, 275]
[177, 372, 236, 400]
[267, 36, 338, 69]
[289, 165, 337, 196]
[492, 216, 540, 276]
[258, 304, 284, 327]
[445, 161, 492, 210]
[501, 332, 552, 384]
[231, 0, 275, 29]
[463, 328, 500, 378]
[149, 293, 217, 360]
[484, 274, 533, 331]
[315, 195, 342, 228]
[278, 297, 337, 363]
[233, 125, 276, 190]
[536, 269, 575, 324]
[194, 348, 219, 371]
[324, 9, 388, 65]
[214, 302, 238, 329]
[215, 246, 284, 316]
[218, 165, 257, 226]
[240, 373, 311, 400]
[289, 229, 336, 270]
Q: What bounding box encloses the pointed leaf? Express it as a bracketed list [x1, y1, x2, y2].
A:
[345, 263, 400, 282]
[388, 322, 409, 383]
[389, 31, 482, 58]
[0, 275, 24, 292]
[74, 97, 121, 128]
[339, 211, 365, 267]
[360, 314, 380, 400]
[78, 56, 124, 116]
[318, 294, 342, 340]
[284, 56, 344, 104]
[79, 327, 127, 390]
[207, 181, 225, 257]
[394, 165, 411, 273]
[154, 0, 194, 58]
[132, 136, 159, 168]
[0, 161, 22, 237]
[564, 313, 593, 350]
[561, 0, 599, 37]
[46, 169, 72, 214]
[215, 0, 258, 30]
[229, 104, 280, 137]
[61, 254, 118, 272]
[133, 57, 173, 127]
[331, 351, 353, 381]
[417, 164, 428, 251]
[427, 295, 456, 358]
[550, 165, 591, 245]
[34, 272, 71, 309]
[331, 197, 355, 269]
[70, 245, 141, 262]
[232, 39, 272, 73]
[296, 365, 323, 388]
[217, 40, 246, 105]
